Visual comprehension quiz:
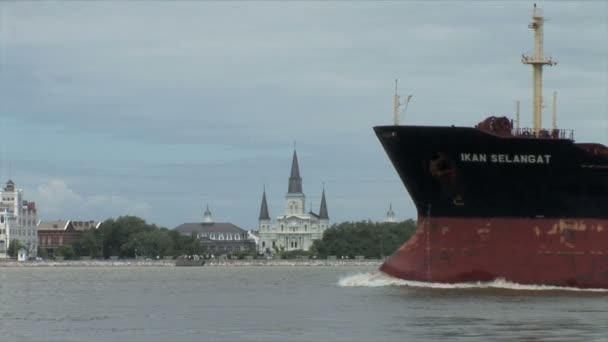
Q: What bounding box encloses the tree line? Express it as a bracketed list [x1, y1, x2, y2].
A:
[39, 216, 202, 259]
[30, 216, 417, 260]
[310, 219, 417, 259]
[269, 219, 417, 259]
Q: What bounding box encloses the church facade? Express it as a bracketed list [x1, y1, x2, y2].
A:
[257, 150, 329, 254]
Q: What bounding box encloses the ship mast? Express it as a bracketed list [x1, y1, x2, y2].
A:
[552, 91, 557, 130]
[392, 78, 412, 125]
[522, 4, 557, 133]
[515, 100, 520, 130]
[393, 79, 400, 125]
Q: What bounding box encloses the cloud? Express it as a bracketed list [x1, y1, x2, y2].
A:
[34, 179, 81, 214]
[2, 1, 605, 145]
[0, 2, 605, 229]
[33, 179, 150, 221]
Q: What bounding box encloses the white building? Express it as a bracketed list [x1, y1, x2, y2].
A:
[0, 180, 38, 259]
[258, 150, 329, 254]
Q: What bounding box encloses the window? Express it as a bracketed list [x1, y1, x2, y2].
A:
[281, 225, 284, 231]
[227, 234, 232, 240]
[235, 235, 240, 240]
[262, 241, 265, 248]
[219, 234, 224, 240]
[210, 234, 216, 240]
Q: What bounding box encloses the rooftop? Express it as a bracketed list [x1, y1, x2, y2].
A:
[174, 222, 247, 235]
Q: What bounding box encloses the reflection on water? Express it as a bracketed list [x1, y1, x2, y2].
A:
[0, 266, 607, 342]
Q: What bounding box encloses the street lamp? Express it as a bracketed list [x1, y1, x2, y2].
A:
[380, 228, 384, 259]
[99, 232, 104, 259]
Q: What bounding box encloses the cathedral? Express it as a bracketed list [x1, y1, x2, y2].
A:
[257, 150, 329, 254]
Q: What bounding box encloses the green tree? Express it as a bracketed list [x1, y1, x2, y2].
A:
[166, 230, 202, 257]
[280, 249, 311, 259]
[37, 247, 49, 259]
[97, 216, 154, 258]
[72, 216, 171, 259]
[78, 229, 101, 258]
[56, 245, 75, 259]
[7, 239, 23, 258]
[123, 229, 173, 258]
[310, 219, 417, 258]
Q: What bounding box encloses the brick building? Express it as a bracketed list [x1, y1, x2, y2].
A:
[37, 220, 101, 255]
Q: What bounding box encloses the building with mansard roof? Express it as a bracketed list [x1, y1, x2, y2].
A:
[174, 205, 255, 254]
[257, 150, 329, 254]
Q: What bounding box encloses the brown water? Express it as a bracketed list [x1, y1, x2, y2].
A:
[0, 266, 607, 341]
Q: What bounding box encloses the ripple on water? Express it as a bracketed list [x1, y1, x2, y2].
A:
[337, 272, 608, 293]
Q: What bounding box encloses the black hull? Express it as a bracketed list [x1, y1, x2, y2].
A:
[374, 125, 608, 219]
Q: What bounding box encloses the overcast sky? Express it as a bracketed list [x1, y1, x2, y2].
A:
[0, 1, 606, 229]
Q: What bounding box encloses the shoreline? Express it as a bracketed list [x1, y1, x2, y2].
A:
[0, 259, 383, 267]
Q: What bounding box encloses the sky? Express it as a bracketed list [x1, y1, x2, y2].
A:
[0, 1, 606, 230]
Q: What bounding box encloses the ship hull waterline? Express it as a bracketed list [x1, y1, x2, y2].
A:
[380, 217, 608, 289]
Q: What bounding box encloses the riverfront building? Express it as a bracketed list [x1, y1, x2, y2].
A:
[0, 180, 38, 259]
[37, 220, 101, 256]
[174, 205, 255, 253]
[257, 150, 329, 254]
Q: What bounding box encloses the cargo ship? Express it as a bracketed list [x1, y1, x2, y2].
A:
[374, 5, 608, 288]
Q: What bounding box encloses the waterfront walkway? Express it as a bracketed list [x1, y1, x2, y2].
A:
[0, 259, 383, 267]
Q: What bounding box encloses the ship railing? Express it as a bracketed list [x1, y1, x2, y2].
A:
[512, 128, 574, 140]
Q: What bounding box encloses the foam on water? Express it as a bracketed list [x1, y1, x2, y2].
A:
[338, 272, 608, 292]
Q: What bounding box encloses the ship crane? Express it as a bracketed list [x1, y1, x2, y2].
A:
[393, 78, 412, 125]
[522, 4, 557, 134]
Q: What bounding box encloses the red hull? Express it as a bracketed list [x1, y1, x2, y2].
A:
[380, 217, 608, 288]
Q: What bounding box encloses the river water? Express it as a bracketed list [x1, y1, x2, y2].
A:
[1, 266, 607, 341]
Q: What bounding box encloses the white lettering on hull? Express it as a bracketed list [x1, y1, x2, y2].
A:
[459, 153, 552, 164]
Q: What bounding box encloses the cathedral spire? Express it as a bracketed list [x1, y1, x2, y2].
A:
[319, 187, 329, 219]
[259, 187, 270, 220]
[385, 203, 396, 223]
[203, 204, 214, 224]
[287, 150, 303, 194]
